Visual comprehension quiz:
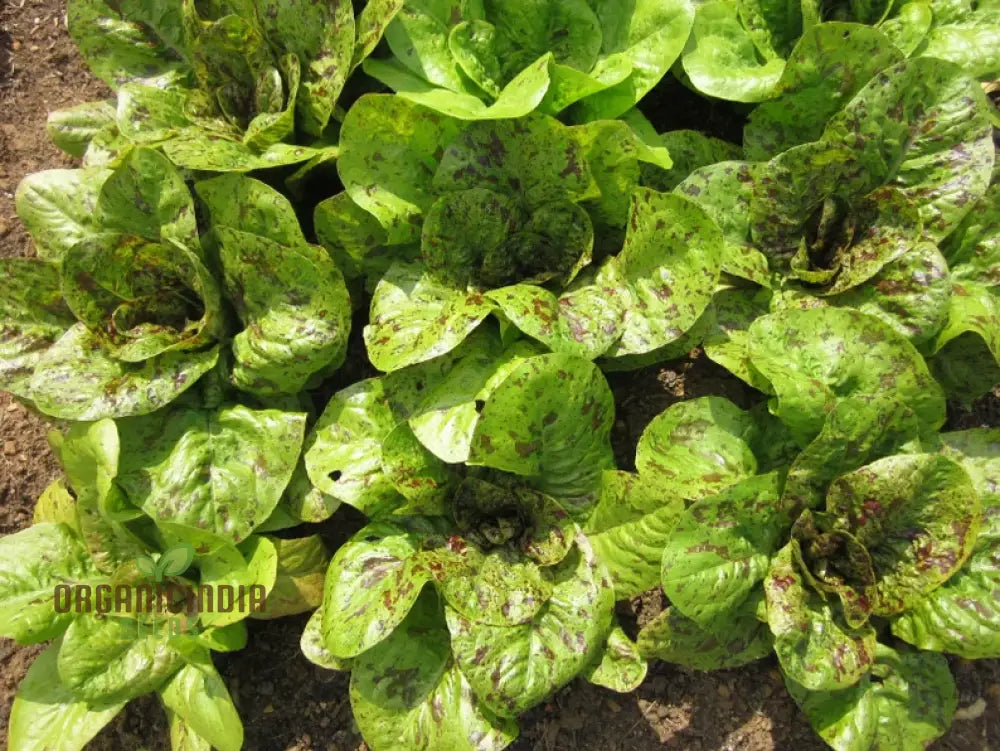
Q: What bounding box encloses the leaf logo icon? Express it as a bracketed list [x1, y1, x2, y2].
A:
[156, 544, 195, 580]
[135, 555, 157, 579]
[135, 544, 195, 582]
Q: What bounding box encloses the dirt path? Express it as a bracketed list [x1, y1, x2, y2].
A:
[0, 3, 997, 750]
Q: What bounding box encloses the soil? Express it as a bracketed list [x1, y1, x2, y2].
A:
[1, 3, 999, 750]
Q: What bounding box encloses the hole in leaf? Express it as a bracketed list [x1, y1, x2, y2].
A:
[474, 399, 486, 413]
[329, 470, 343, 482]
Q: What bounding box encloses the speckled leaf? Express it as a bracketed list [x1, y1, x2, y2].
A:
[0, 259, 74, 399]
[932, 282, 1000, 396]
[487, 261, 626, 361]
[892, 429, 1000, 658]
[161, 138, 321, 172]
[187, 533, 278, 628]
[365, 262, 495, 372]
[338, 94, 462, 244]
[381, 423, 456, 515]
[682, 0, 785, 103]
[642, 130, 741, 193]
[824, 453, 980, 615]
[447, 534, 614, 717]
[765, 542, 877, 691]
[585, 625, 647, 692]
[353, 0, 405, 69]
[255, 0, 353, 136]
[97, 147, 197, 248]
[214, 227, 351, 396]
[944, 185, 1000, 287]
[821, 57, 994, 240]
[783, 396, 921, 511]
[29, 323, 220, 420]
[787, 644, 957, 751]
[47, 99, 117, 158]
[744, 23, 903, 160]
[421, 189, 592, 288]
[663, 473, 789, 629]
[351, 590, 517, 751]
[604, 189, 724, 357]
[636, 396, 759, 502]
[15, 168, 109, 261]
[314, 191, 391, 280]
[253, 536, 328, 619]
[195, 173, 307, 249]
[61, 234, 222, 362]
[57, 614, 183, 703]
[674, 161, 772, 285]
[879, 1, 933, 55]
[830, 241, 951, 344]
[300, 607, 352, 671]
[585, 470, 685, 599]
[917, 10, 1000, 79]
[321, 519, 449, 658]
[702, 286, 774, 391]
[747, 307, 946, 445]
[9, 643, 126, 751]
[383, 331, 542, 463]
[433, 114, 592, 206]
[304, 377, 403, 515]
[68, 0, 185, 88]
[437, 546, 553, 627]
[748, 141, 869, 263]
[636, 597, 773, 670]
[0, 524, 102, 645]
[33, 479, 78, 530]
[116, 404, 305, 543]
[469, 353, 614, 516]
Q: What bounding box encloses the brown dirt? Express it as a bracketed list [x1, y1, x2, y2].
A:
[1, 3, 999, 750]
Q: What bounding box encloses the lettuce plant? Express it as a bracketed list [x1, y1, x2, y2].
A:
[54, 0, 404, 171]
[680, 0, 1000, 102]
[0, 419, 329, 751]
[363, 0, 695, 121]
[671, 52, 995, 395]
[320, 94, 724, 371]
[296, 342, 651, 747]
[5, 148, 351, 419]
[614, 310, 998, 750]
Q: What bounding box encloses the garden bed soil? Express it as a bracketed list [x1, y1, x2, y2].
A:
[2, 3, 999, 749]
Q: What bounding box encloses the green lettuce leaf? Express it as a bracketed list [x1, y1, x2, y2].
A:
[446, 534, 613, 717]
[787, 643, 957, 751]
[350, 590, 517, 751]
[117, 405, 306, 542]
[9, 642, 126, 751]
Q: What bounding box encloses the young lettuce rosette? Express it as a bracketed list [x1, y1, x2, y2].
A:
[297, 338, 646, 748]
[0, 419, 329, 751]
[53, 0, 404, 171]
[4, 148, 351, 419]
[679, 0, 1000, 103]
[362, 0, 694, 121]
[319, 94, 724, 372]
[602, 308, 996, 751]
